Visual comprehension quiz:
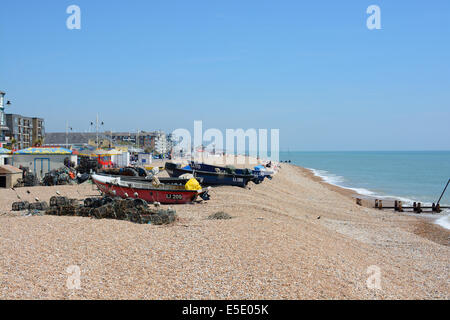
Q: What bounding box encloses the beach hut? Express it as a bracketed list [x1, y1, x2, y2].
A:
[0, 147, 12, 166]
[0, 165, 23, 188]
[12, 147, 77, 179]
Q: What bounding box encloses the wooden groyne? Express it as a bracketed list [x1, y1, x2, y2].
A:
[355, 179, 450, 214]
[356, 198, 449, 213]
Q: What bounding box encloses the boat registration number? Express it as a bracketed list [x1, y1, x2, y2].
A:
[233, 178, 244, 182]
[166, 194, 183, 200]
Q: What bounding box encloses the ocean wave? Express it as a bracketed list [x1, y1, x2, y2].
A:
[308, 168, 345, 185]
[435, 213, 450, 230]
[308, 168, 386, 198]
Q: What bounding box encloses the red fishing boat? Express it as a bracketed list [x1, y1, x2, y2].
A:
[91, 174, 210, 204]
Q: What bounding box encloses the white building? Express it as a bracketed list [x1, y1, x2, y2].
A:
[111, 152, 130, 167]
[154, 131, 170, 155]
[0, 148, 12, 166]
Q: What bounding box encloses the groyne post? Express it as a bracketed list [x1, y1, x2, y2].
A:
[416, 202, 422, 214]
[396, 201, 403, 212]
[398, 201, 403, 212]
[435, 203, 441, 213]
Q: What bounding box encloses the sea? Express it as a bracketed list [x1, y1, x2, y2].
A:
[279, 151, 450, 230]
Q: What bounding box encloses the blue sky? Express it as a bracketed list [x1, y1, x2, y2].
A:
[0, 0, 449, 151]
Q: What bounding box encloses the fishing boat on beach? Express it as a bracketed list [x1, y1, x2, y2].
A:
[164, 162, 258, 187]
[96, 173, 204, 186]
[91, 174, 210, 204]
[189, 161, 272, 183]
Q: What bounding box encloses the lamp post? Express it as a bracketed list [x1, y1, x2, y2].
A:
[0, 92, 11, 148]
[65, 121, 73, 149]
[90, 114, 104, 148]
[136, 129, 140, 149]
[108, 129, 113, 148]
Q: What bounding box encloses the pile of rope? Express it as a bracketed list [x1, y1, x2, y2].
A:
[42, 167, 77, 186]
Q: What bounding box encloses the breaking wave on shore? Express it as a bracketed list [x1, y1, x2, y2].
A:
[308, 168, 413, 202]
[308, 168, 376, 197]
[435, 214, 450, 230]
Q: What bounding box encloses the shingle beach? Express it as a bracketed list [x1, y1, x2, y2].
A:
[0, 162, 448, 299]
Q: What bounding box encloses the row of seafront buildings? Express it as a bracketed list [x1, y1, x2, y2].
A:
[0, 91, 45, 149]
[0, 90, 174, 155]
[0, 89, 175, 187]
[45, 131, 174, 155]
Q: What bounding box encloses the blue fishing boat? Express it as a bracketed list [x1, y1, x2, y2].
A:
[165, 162, 258, 187]
[188, 161, 268, 183]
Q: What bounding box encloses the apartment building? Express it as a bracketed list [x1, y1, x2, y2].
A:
[109, 131, 156, 150]
[32, 118, 45, 145]
[45, 130, 173, 155]
[6, 114, 45, 150]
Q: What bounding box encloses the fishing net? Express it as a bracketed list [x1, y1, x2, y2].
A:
[42, 167, 77, 186]
[208, 211, 232, 220]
